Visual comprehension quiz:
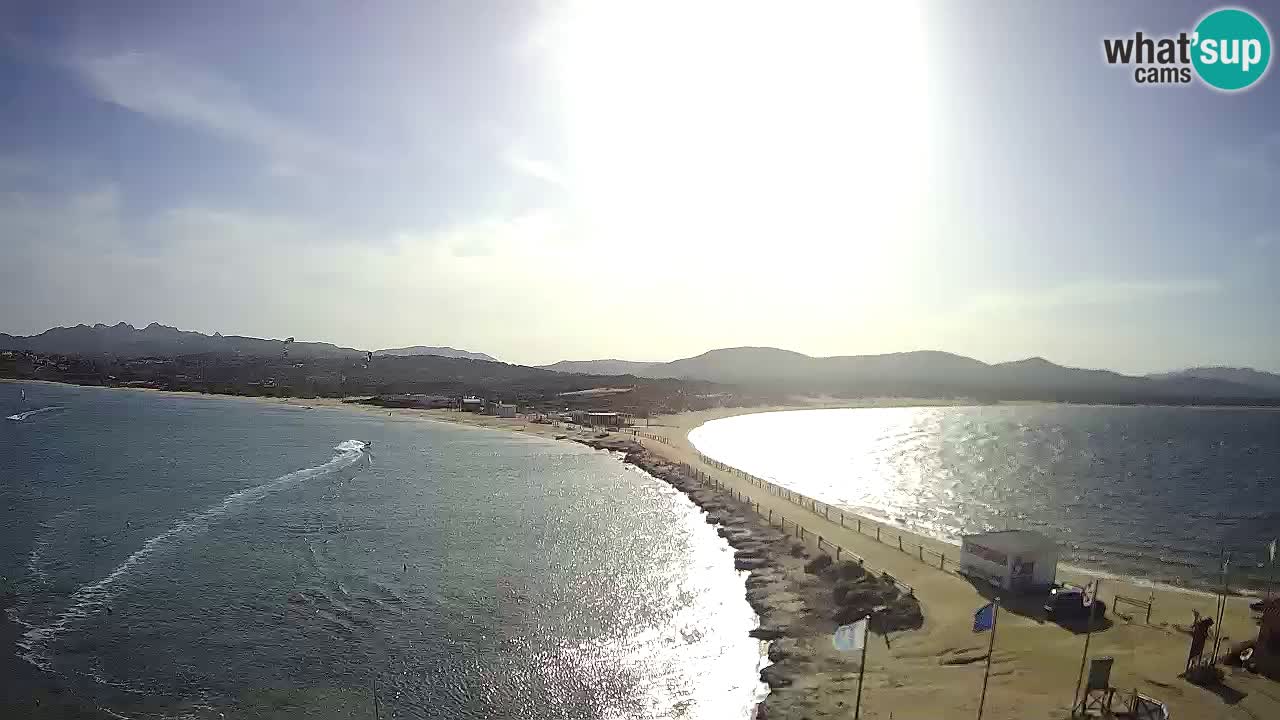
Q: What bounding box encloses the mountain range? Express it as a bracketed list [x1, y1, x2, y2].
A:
[6, 323, 1280, 402]
[540, 347, 1280, 401]
[374, 346, 497, 362]
[0, 323, 493, 362]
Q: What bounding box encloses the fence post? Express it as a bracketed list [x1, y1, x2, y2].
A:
[876, 527, 881, 542]
[840, 513, 845, 528]
[939, 554, 945, 570]
[837, 546, 842, 561]
[857, 518, 862, 533]
[825, 506, 830, 521]
[1147, 592, 1153, 625]
[768, 509, 772, 523]
[919, 546, 924, 562]
[898, 536, 903, 551]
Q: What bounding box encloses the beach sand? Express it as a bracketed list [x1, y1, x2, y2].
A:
[316, 398, 1280, 720]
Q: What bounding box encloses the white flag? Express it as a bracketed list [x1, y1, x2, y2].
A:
[833, 618, 868, 653]
[1269, 539, 1276, 564]
[1081, 580, 1096, 607]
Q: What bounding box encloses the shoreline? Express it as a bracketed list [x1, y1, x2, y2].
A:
[578, 434, 923, 719]
[372, 403, 1280, 718]
[8, 381, 1280, 717]
[6, 379, 1268, 601]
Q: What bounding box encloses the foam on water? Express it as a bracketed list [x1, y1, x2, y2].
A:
[17, 440, 370, 674]
[6, 405, 64, 421]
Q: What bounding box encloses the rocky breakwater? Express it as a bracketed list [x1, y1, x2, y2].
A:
[579, 437, 924, 719]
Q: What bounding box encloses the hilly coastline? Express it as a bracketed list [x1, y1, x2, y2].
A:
[4, 324, 1280, 406]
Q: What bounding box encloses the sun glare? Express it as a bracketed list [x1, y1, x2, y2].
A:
[543, 0, 932, 284]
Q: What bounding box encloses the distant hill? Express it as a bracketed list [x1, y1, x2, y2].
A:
[375, 346, 497, 362]
[9, 322, 1280, 404]
[1148, 367, 1280, 393]
[0, 322, 364, 359]
[539, 359, 659, 376]
[546, 347, 1280, 401]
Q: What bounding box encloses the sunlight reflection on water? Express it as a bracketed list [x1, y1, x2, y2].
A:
[689, 405, 1280, 592]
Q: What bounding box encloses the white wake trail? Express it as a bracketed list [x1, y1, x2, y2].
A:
[18, 440, 371, 672]
[7, 406, 65, 421]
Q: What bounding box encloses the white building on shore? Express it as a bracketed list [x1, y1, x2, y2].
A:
[958, 530, 1058, 593]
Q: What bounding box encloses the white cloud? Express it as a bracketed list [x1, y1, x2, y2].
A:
[0, 183, 592, 357]
[72, 52, 360, 169]
[505, 148, 570, 188]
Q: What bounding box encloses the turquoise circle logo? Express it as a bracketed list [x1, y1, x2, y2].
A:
[1192, 8, 1271, 91]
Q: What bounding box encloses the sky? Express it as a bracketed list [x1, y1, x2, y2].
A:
[1, 0, 1278, 372]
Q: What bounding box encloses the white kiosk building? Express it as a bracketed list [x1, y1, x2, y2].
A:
[958, 530, 1058, 593]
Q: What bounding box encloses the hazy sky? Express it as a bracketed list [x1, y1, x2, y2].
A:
[2, 1, 1278, 371]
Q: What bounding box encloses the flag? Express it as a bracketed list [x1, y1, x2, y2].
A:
[973, 602, 995, 632]
[1269, 539, 1276, 564]
[833, 617, 868, 652]
[1081, 580, 1097, 607]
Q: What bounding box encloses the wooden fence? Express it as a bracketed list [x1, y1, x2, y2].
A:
[1114, 593, 1155, 625]
[693, 451, 960, 581]
[678, 459, 915, 597]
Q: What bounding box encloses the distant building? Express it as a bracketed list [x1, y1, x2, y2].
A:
[494, 403, 516, 418]
[585, 411, 625, 427]
[958, 530, 1058, 593]
[460, 396, 484, 412]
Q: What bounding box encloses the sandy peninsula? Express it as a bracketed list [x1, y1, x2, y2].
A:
[281, 396, 1279, 720]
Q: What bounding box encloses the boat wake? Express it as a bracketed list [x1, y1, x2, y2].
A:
[17, 440, 372, 674]
[7, 406, 64, 421]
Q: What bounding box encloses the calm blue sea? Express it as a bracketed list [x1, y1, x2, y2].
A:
[1, 381, 764, 719]
[690, 405, 1280, 594]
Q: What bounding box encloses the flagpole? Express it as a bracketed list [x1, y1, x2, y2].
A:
[1211, 553, 1230, 662]
[977, 597, 1000, 720]
[1071, 579, 1100, 716]
[854, 614, 870, 720]
[1268, 540, 1276, 602]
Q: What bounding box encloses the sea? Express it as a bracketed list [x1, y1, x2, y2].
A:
[1, 381, 766, 719]
[689, 405, 1280, 595]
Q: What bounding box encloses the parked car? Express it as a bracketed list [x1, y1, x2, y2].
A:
[1044, 585, 1106, 622]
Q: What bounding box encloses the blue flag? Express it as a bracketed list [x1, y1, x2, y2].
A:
[973, 602, 995, 632]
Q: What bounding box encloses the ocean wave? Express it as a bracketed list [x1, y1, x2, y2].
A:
[6, 405, 64, 421]
[17, 440, 371, 675]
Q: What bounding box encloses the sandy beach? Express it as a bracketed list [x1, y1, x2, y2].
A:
[315, 397, 1280, 720]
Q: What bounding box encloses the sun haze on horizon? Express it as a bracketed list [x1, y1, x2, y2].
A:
[1, 0, 1277, 373]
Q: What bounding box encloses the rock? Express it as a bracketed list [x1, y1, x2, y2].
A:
[760, 663, 794, 689]
[789, 542, 807, 558]
[736, 557, 770, 570]
[803, 554, 833, 574]
[750, 625, 787, 640]
[878, 599, 924, 632]
[834, 560, 866, 581]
